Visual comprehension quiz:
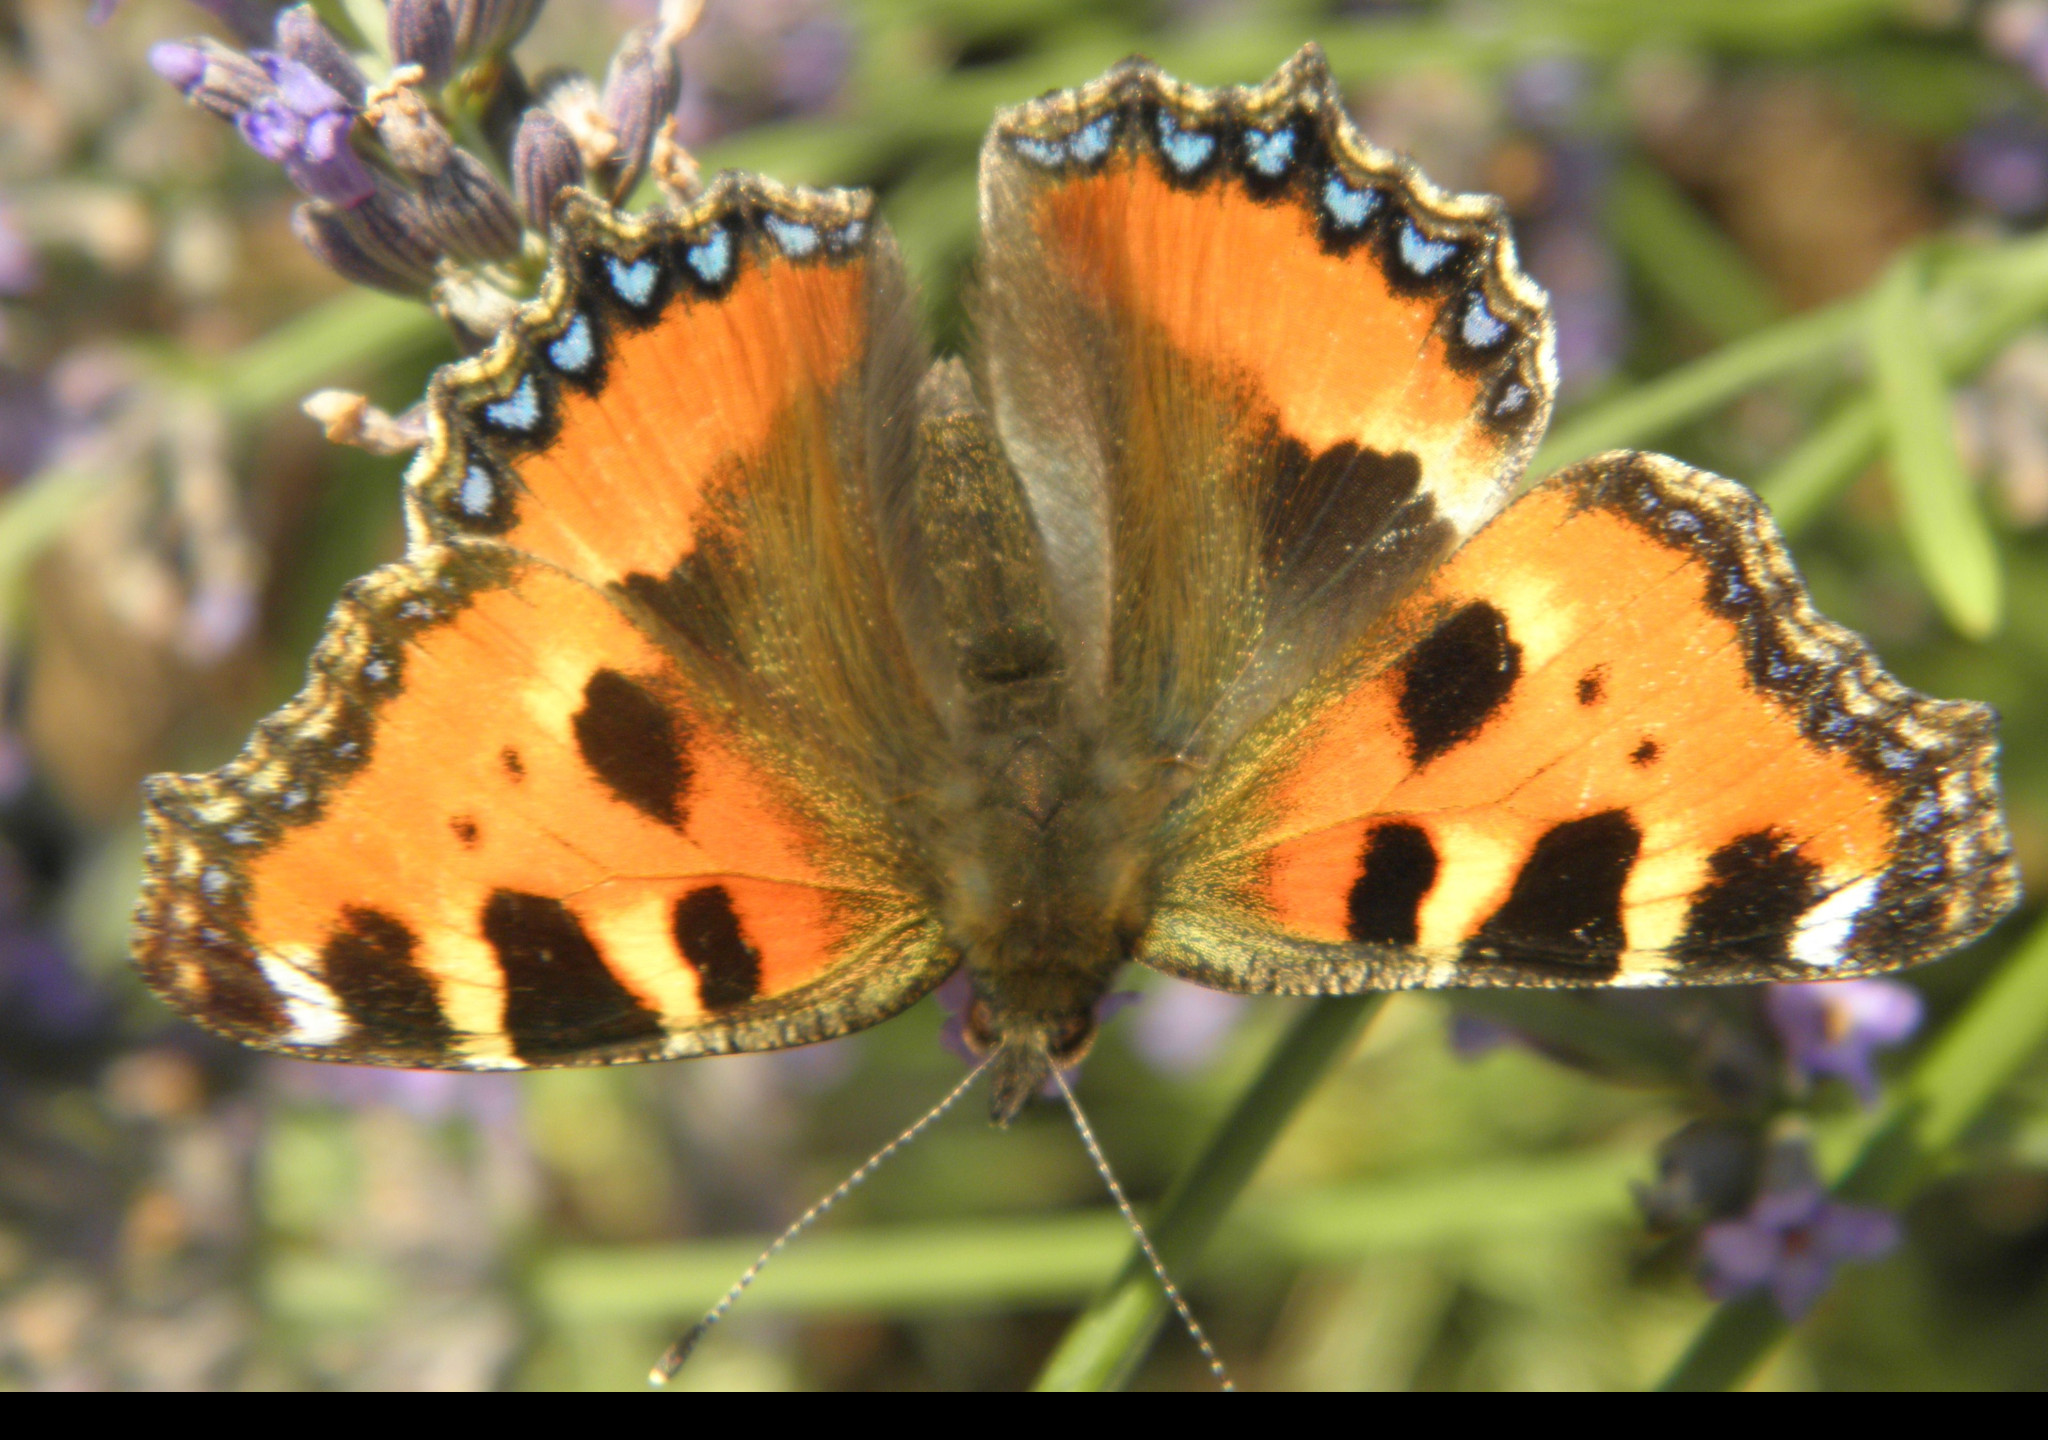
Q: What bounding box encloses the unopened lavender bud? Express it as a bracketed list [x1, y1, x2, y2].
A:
[151, 38, 269, 120]
[600, 24, 680, 202]
[291, 180, 439, 294]
[419, 149, 522, 261]
[512, 109, 582, 230]
[451, 0, 543, 64]
[368, 82, 455, 177]
[275, 4, 367, 106]
[389, 0, 457, 89]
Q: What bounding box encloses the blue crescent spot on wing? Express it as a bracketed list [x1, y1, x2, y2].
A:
[1243, 125, 1296, 177]
[548, 313, 595, 373]
[1397, 221, 1456, 276]
[606, 255, 659, 306]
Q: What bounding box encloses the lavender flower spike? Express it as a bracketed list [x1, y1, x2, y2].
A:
[1766, 978, 1923, 1105]
[239, 53, 376, 207]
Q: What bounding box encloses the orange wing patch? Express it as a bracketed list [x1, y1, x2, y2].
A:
[409, 180, 889, 590]
[137, 552, 938, 1067]
[135, 180, 954, 1069]
[1151, 452, 2014, 989]
[981, 46, 1554, 539]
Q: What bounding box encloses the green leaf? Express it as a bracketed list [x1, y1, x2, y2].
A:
[1867, 252, 2003, 639]
[1606, 161, 1781, 342]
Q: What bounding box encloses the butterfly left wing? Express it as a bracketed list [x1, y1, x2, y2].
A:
[135, 181, 958, 1068]
[1141, 452, 2017, 991]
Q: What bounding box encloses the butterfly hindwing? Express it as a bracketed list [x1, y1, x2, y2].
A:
[1142, 452, 2017, 991]
[972, 44, 1555, 756]
[135, 182, 956, 1068]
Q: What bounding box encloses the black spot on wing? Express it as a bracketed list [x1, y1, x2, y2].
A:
[321, 906, 454, 1060]
[1259, 437, 1424, 593]
[672, 886, 763, 1010]
[1676, 829, 1823, 972]
[1631, 737, 1661, 767]
[1577, 666, 1606, 706]
[482, 890, 665, 1063]
[1346, 823, 1439, 947]
[450, 815, 479, 847]
[1466, 810, 1641, 978]
[573, 668, 693, 828]
[500, 747, 525, 781]
[1399, 601, 1522, 766]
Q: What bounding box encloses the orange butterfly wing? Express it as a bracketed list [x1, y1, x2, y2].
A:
[1144, 453, 2016, 990]
[135, 181, 953, 1067]
[972, 46, 1554, 753]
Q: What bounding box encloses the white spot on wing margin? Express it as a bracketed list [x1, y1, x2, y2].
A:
[1789, 876, 1878, 970]
[256, 949, 351, 1047]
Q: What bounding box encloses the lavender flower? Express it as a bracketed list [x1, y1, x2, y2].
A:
[1698, 1147, 1901, 1319]
[275, 4, 369, 106]
[1765, 979, 1922, 1105]
[237, 53, 376, 207]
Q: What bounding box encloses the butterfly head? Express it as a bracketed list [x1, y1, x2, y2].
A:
[955, 985, 1101, 1125]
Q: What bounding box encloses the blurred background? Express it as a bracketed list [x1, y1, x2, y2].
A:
[4, 0, 2048, 1390]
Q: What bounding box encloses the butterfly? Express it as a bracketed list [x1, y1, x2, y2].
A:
[133, 45, 2017, 1128]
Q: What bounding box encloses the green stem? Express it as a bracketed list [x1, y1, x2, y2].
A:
[1030, 994, 1384, 1391]
[1657, 914, 2048, 1391]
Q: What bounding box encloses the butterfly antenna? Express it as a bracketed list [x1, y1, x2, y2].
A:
[1049, 1067, 1235, 1392]
[648, 1053, 995, 1387]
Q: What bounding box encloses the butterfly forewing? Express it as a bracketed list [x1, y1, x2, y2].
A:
[135, 181, 958, 1068]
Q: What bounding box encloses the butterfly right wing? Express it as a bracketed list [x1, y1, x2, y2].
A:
[135, 182, 959, 1068]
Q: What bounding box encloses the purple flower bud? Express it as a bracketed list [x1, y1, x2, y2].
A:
[418, 149, 522, 262]
[292, 182, 440, 294]
[390, 0, 457, 89]
[237, 52, 377, 207]
[1765, 978, 1922, 1106]
[150, 37, 270, 119]
[601, 23, 681, 201]
[512, 109, 584, 230]
[451, 0, 543, 63]
[1699, 1187, 1900, 1319]
[275, 4, 368, 106]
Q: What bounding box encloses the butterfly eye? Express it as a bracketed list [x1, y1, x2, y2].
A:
[1046, 1014, 1096, 1066]
[963, 998, 999, 1054]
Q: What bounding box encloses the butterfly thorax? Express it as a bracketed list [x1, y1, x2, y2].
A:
[906, 362, 1161, 1121]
